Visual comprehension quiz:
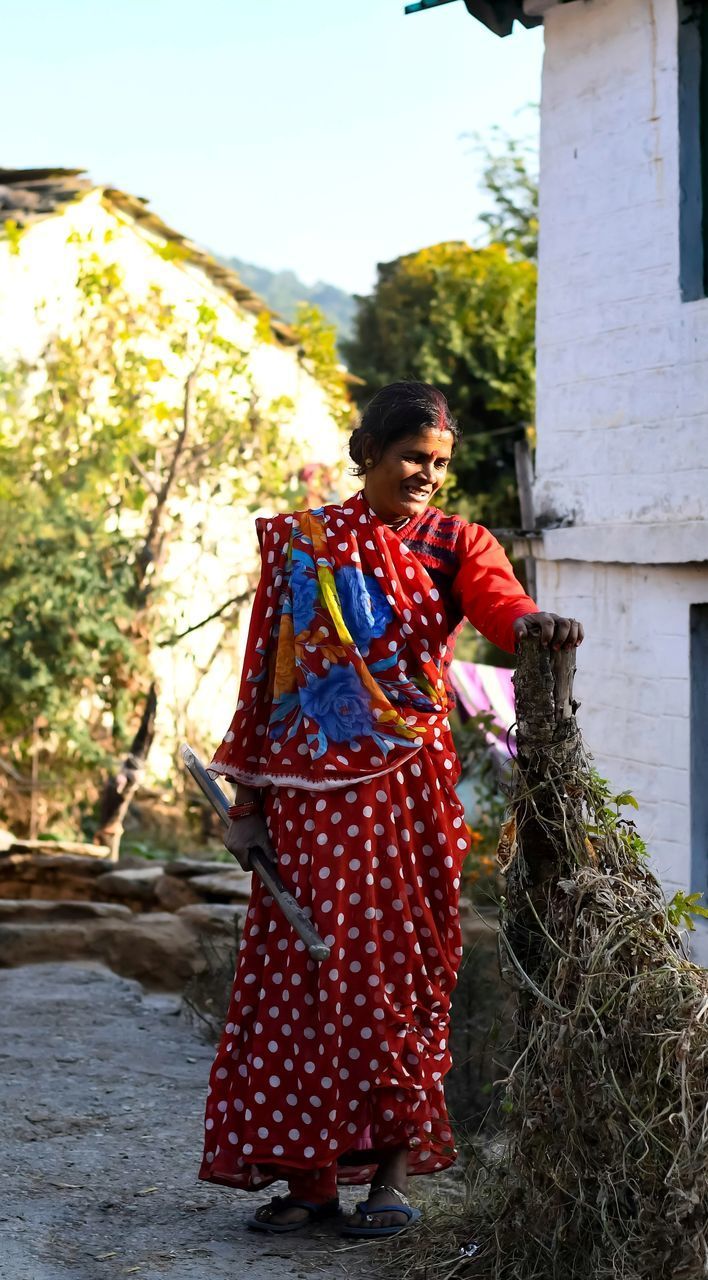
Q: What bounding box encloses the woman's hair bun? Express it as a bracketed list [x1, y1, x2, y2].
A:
[348, 381, 459, 476]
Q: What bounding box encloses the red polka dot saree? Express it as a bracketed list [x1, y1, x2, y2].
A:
[200, 491, 536, 1190]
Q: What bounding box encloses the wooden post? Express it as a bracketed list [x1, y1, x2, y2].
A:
[499, 636, 587, 1005]
[510, 634, 584, 886]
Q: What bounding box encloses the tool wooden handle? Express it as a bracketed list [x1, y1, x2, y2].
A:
[248, 848, 330, 962]
[180, 744, 330, 963]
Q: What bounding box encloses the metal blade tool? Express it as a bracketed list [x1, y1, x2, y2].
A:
[180, 744, 330, 962]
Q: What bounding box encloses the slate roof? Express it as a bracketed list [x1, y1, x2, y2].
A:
[0, 167, 297, 345]
[406, 0, 542, 37]
[462, 0, 542, 35]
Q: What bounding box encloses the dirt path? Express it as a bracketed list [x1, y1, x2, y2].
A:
[0, 963, 375, 1280]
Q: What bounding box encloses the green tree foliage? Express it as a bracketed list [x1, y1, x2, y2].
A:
[0, 508, 138, 762]
[292, 302, 354, 436]
[343, 240, 536, 526]
[473, 126, 539, 261]
[343, 130, 539, 527]
[0, 243, 307, 818]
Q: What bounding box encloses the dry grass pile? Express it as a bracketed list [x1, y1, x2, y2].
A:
[484, 808, 708, 1278]
[391, 641, 708, 1280]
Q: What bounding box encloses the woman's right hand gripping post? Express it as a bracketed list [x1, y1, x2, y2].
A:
[223, 813, 276, 873]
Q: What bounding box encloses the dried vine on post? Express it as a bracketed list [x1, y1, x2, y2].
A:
[391, 634, 708, 1280]
[506, 634, 583, 881]
[470, 634, 708, 1280]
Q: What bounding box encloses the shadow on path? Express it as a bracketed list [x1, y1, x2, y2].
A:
[0, 963, 374, 1280]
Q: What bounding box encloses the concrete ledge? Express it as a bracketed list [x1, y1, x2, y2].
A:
[514, 521, 708, 565]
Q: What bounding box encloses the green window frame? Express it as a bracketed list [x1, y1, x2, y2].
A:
[700, 4, 708, 294]
[679, 1, 708, 300]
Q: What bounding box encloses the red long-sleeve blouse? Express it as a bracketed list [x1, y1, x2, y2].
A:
[208, 499, 538, 789]
[399, 505, 538, 682]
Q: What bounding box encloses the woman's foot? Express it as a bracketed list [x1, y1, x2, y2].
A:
[344, 1147, 411, 1231]
[253, 1199, 310, 1229]
[345, 1183, 411, 1230]
[247, 1195, 339, 1234]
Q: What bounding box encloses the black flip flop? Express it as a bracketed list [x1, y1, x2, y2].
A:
[246, 1194, 340, 1234]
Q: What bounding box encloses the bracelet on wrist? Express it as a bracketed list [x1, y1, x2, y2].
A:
[228, 800, 260, 820]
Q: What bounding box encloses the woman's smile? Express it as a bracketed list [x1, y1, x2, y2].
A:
[400, 482, 432, 504]
[363, 426, 454, 525]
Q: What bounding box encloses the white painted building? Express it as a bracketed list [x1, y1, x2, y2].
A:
[0, 169, 348, 783]
[532, 0, 708, 922]
[417, 1, 708, 935]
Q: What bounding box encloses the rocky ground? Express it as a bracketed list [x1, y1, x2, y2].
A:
[0, 963, 377, 1280]
[0, 841, 495, 1279]
[0, 846, 495, 992]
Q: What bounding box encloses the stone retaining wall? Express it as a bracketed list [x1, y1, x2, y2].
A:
[0, 845, 501, 1000]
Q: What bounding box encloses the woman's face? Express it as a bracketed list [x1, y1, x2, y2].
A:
[362, 426, 454, 523]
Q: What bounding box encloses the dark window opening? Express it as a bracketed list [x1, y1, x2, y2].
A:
[679, 2, 708, 299]
[690, 604, 708, 893]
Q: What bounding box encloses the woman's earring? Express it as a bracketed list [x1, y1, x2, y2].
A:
[364, 457, 373, 468]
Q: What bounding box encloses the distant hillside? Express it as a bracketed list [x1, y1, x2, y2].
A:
[219, 256, 356, 342]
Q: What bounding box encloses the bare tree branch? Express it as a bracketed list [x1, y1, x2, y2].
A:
[129, 453, 161, 496]
[0, 757, 61, 792]
[137, 364, 199, 586]
[94, 682, 159, 859]
[156, 588, 253, 647]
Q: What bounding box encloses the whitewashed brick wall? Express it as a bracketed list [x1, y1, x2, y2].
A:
[536, 557, 707, 890]
[536, 0, 708, 528]
[531, 0, 708, 924]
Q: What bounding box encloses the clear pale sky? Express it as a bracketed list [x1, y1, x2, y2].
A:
[4, 0, 542, 295]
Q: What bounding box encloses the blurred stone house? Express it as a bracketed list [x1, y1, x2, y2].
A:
[0, 168, 348, 780]
[417, 1, 708, 933]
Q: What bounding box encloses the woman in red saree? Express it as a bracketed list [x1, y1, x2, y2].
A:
[199, 382, 583, 1236]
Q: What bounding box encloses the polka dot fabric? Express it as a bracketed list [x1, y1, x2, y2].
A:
[200, 492, 536, 1192]
[199, 742, 470, 1190]
[208, 491, 537, 797]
